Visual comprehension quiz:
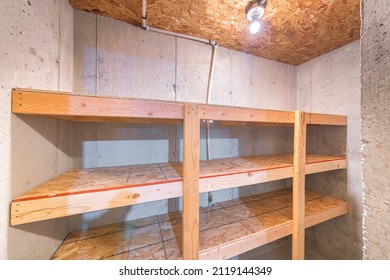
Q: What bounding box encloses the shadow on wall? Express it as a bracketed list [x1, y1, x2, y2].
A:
[305, 125, 361, 259]
[8, 115, 307, 259]
[8, 115, 73, 259]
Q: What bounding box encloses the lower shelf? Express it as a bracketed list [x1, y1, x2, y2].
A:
[51, 189, 348, 260]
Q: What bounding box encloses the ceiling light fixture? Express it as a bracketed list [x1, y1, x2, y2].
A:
[246, 0, 267, 34]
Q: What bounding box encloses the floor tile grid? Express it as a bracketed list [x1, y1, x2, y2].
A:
[275, 191, 328, 219]
[101, 216, 162, 260]
[125, 165, 133, 184]
[156, 214, 169, 260]
[55, 190, 327, 260]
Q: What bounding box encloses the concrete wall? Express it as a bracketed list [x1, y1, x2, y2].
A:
[70, 11, 297, 229]
[0, 0, 74, 259]
[1, 4, 365, 260]
[361, 0, 390, 259]
[297, 40, 362, 259]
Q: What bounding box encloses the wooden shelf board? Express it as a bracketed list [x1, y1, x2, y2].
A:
[306, 112, 347, 126]
[10, 154, 347, 225]
[12, 89, 347, 126]
[51, 189, 349, 260]
[200, 105, 295, 124]
[12, 88, 184, 122]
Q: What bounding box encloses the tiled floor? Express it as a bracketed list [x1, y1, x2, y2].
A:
[51, 189, 347, 260]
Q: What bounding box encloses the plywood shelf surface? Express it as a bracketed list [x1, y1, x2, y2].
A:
[10, 154, 347, 225]
[10, 88, 348, 260]
[51, 189, 348, 260]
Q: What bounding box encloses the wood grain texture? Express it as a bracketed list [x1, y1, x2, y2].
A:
[12, 88, 184, 121]
[12, 89, 348, 125]
[292, 111, 306, 260]
[306, 112, 347, 126]
[182, 104, 200, 259]
[10, 154, 346, 225]
[68, 0, 360, 65]
[52, 189, 349, 260]
[200, 105, 295, 123]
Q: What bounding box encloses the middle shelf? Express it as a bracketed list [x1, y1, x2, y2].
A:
[11, 154, 346, 226]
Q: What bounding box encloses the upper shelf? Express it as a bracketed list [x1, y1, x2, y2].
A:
[11, 154, 346, 225]
[12, 88, 347, 125]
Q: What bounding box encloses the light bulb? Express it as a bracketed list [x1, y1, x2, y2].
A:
[249, 21, 261, 33]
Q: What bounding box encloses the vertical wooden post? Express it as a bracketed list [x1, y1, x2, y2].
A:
[182, 104, 200, 260]
[292, 111, 306, 260]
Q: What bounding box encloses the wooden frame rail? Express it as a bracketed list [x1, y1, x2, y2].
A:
[11, 88, 348, 260]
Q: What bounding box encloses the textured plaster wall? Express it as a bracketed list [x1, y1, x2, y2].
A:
[0, 0, 74, 259]
[297, 41, 362, 259]
[361, 0, 390, 259]
[71, 11, 297, 229]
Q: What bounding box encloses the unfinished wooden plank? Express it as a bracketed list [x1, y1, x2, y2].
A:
[218, 121, 294, 127]
[292, 111, 306, 260]
[306, 158, 347, 174]
[13, 154, 342, 201]
[55, 115, 182, 125]
[52, 190, 349, 260]
[200, 197, 348, 260]
[200, 222, 292, 260]
[200, 166, 293, 192]
[200, 105, 295, 123]
[11, 181, 182, 225]
[12, 88, 184, 121]
[10, 154, 346, 225]
[306, 112, 347, 126]
[52, 230, 131, 260]
[182, 103, 200, 260]
[279, 197, 350, 228]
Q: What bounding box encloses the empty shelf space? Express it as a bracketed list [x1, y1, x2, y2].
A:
[10, 154, 347, 225]
[51, 189, 349, 260]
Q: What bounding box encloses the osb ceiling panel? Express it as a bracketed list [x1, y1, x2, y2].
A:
[68, 0, 361, 65]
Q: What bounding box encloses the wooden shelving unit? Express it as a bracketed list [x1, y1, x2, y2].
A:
[11, 88, 349, 260]
[51, 189, 348, 260]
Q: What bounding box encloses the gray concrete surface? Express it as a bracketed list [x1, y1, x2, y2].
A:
[0, 0, 74, 259]
[361, 0, 390, 259]
[297, 41, 362, 259]
[70, 11, 297, 230]
[0, 3, 368, 260]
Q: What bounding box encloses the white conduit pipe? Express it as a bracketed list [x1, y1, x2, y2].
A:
[142, 0, 217, 206]
[205, 45, 217, 207]
[205, 44, 217, 161]
[141, 0, 147, 29]
[141, 0, 216, 46]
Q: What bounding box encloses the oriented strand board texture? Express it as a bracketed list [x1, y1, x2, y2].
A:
[52, 189, 348, 260]
[13, 154, 344, 201]
[68, 0, 360, 65]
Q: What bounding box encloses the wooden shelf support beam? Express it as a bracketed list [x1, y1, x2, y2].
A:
[292, 111, 307, 260]
[182, 103, 200, 260]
